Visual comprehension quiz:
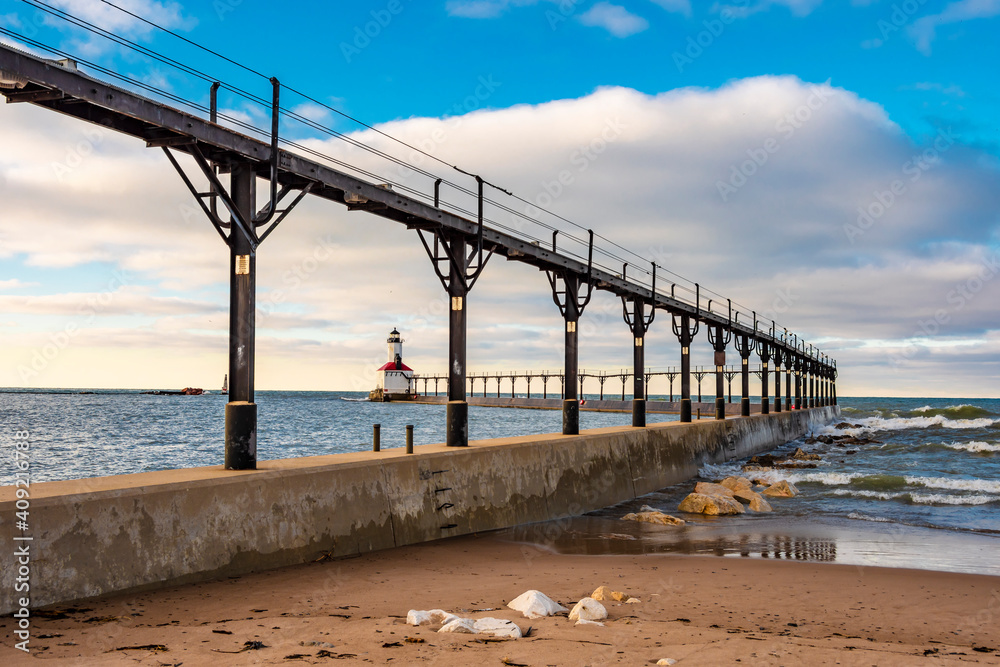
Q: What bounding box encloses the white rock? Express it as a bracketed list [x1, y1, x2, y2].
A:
[568, 597, 608, 622]
[473, 617, 522, 639]
[656, 659, 677, 666]
[575, 618, 605, 627]
[438, 617, 477, 634]
[507, 590, 568, 619]
[625, 597, 641, 604]
[407, 609, 459, 626]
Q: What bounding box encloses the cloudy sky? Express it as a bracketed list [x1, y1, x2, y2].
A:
[0, 0, 998, 397]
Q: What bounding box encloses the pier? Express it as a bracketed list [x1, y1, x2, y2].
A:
[1, 21, 843, 615]
[0, 40, 837, 462]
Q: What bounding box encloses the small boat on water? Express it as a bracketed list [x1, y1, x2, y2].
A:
[221, 374, 228, 395]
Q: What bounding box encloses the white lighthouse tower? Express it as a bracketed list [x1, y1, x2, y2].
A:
[370, 328, 414, 401]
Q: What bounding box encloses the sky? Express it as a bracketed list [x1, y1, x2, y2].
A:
[0, 0, 998, 396]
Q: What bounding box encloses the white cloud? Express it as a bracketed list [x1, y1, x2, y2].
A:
[1, 76, 999, 395]
[24, 0, 195, 57]
[717, 0, 824, 18]
[445, 0, 538, 18]
[579, 2, 649, 37]
[0, 279, 38, 290]
[909, 0, 1000, 54]
[648, 0, 692, 16]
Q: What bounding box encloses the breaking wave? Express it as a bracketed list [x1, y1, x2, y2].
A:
[912, 404, 995, 420]
[826, 414, 997, 434]
[944, 441, 1000, 454]
[832, 489, 1000, 506]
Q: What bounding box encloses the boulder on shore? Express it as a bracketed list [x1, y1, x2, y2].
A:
[677, 493, 745, 515]
[507, 590, 567, 619]
[730, 487, 773, 512]
[761, 480, 799, 497]
[591, 586, 613, 601]
[622, 511, 686, 526]
[791, 447, 821, 460]
[569, 597, 608, 622]
[694, 482, 735, 497]
[719, 476, 753, 493]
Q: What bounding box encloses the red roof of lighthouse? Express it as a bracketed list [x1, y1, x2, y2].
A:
[378, 361, 413, 372]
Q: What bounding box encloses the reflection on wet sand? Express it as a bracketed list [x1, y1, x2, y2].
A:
[503, 516, 837, 563]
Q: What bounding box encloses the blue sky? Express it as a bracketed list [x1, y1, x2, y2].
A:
[1, 0, 999, 395]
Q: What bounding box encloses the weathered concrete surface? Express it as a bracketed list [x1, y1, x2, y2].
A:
[408, 394, 762, 415]
[0, 406, 838, 613]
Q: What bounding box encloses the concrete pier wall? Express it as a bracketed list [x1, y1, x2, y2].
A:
[0, 407, 838, 613]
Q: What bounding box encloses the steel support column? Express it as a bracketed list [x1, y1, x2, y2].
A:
[772, 348, 783, 413]
[447, 233, 469, 444]
[563, 274, 581, 434]
[786, 362, 793, 410]
[735, 334, 752, 417]
[756, 339, 771, 416]
[794, 357, 803, 409]
[672, 313, 699, 423]
[224, 163, 257, 470]
[708, 320, 731, 421]
[622, 270, 655, 427]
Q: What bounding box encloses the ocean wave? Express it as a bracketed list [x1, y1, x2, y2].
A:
[905, 475, 1000, 494]
[944, 441, 1000, 454]
[912, 404, 995, 419]
[833, 489, 1000, 506]
[825, 414, 997, 434]
[847, 511, 891, 522]
[747, 469, 864, 486]
[747, 470, 1000, 496]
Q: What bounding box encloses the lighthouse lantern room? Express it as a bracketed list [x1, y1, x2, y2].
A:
[369, 328, 414, 401]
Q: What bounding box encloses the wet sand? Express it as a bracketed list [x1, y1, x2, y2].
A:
[2, 532, 999, 666]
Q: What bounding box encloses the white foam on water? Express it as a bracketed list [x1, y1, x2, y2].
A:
[847, 511, 892, 523]
[832, 489, 901, 501]
[914, 403, 978, 413]
[909, 493, 999, 506]
[823, 414, 997, 436]
[753, 470, 864, 486]
[832, 489, 1000, 505]
[945, 441, 1000, 453]
[905, 475, 1000, 494]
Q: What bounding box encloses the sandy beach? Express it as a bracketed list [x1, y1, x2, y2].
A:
[3, 532, 998, 666]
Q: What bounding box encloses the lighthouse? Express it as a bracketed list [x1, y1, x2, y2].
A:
[369, 328, 415, 401]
